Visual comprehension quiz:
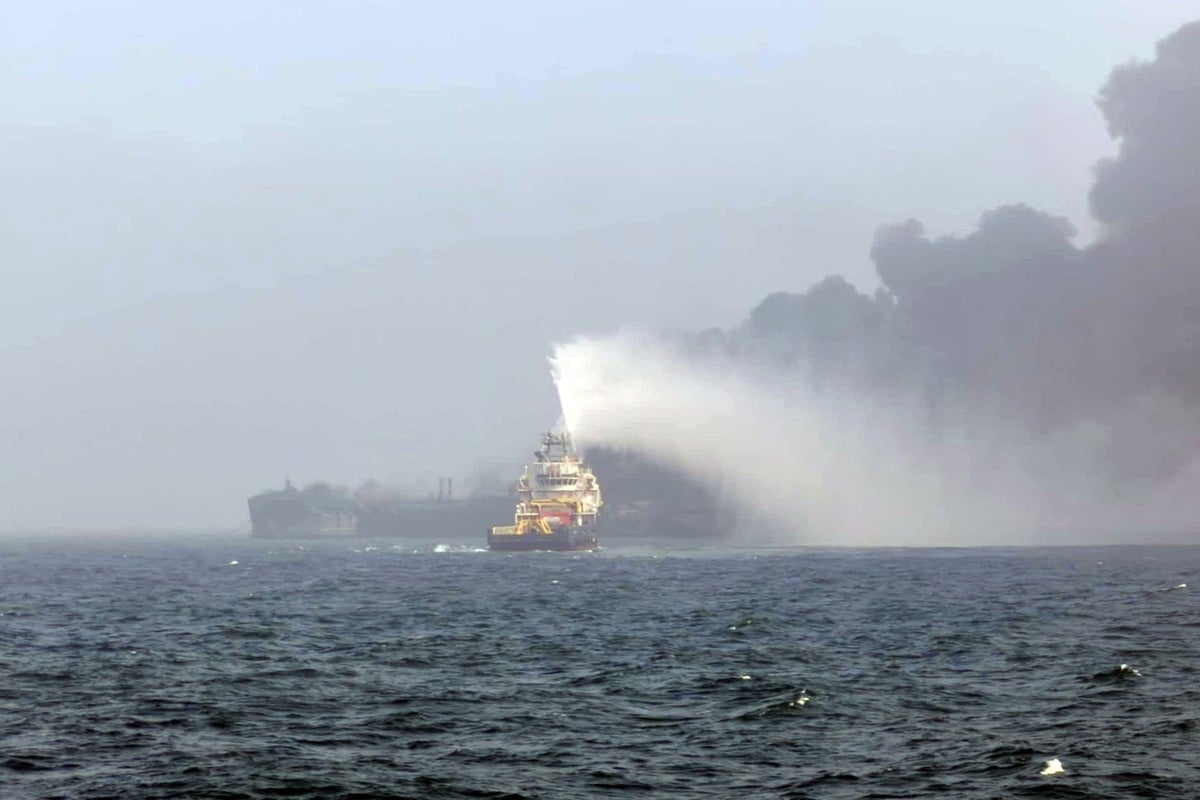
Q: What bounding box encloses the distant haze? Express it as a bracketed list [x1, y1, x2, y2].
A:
[1, 3, 1196, 530]
[553, 21, 1200, 545]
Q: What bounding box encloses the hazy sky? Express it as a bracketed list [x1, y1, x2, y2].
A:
[2, 1, 1196, 529]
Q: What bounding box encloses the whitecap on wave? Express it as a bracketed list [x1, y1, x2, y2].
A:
[432, 543, 488, 554]
[1088, 663, 1141, 682]
[1039, 757, 1065, 776]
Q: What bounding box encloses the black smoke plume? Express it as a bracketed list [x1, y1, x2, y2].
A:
[562, 22, 1200, 543]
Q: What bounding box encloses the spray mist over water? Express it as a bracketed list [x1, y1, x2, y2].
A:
[551, 333, 1041, 545]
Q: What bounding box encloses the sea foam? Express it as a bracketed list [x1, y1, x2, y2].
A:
[1039, 758, 1065, 776]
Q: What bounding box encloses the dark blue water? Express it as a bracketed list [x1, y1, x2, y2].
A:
[2, 536, 1197, 799]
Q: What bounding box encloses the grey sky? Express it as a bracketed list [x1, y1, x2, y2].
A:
[2, 1, 1196, 529]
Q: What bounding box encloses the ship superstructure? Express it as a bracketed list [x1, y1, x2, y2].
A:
[488, 431, 602, 551]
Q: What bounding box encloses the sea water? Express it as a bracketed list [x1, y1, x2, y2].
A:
[2, 536, 1197, 798]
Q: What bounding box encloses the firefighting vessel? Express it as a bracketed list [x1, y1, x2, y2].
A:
[488, 431, 602, 551]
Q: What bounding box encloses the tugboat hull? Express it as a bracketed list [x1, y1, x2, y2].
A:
[487, 525, 598, 552]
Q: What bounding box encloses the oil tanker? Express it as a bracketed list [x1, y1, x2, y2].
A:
[247, 479, 358, 538]
[247, 478, 510, 540]
[487, 431, 602, 552]
[247, 442, 729, 545]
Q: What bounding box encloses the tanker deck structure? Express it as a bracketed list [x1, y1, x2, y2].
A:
[488, 431, 602, 552]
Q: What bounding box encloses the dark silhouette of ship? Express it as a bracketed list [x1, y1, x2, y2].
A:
[247, 477, 510, 539]
[248, 450, 731, 543]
